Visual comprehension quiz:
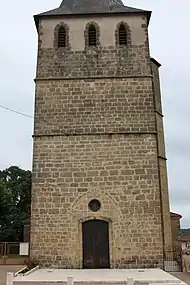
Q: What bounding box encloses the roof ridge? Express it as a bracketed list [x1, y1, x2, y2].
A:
[34, 0, 151, 30]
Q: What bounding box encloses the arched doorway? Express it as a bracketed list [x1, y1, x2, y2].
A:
[82, 219, 110, 269]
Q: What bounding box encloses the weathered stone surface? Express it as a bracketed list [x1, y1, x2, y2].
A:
[30, 11, 172, 268]
[31, 134, 163, 268]
[36, 47, 150, 78]
[34, 78, 155, 136]
[151, 60, 173, 253]
[170, 212, 182, 252]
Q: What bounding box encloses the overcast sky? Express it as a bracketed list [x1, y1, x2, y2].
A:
[0, 1, 189, 228]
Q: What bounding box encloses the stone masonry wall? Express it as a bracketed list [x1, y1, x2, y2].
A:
[36, 47, 150, 79]
[171, 215, 181, 252]
[36, 15, 150, 79]
[151, 60, 173, 253]
[34, 78, 155, 136]
[30, 13, 171, 268]
[31, 134, 163, 268]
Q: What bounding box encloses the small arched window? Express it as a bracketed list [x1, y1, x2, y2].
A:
[119, 24, 127, 46]
[58, 26, 66, 48]
[88, 24, 97, 46]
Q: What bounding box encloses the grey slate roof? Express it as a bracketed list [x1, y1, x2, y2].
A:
[34, 0, 151, 29]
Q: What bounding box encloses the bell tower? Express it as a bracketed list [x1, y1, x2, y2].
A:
[31, 0, 172, 268]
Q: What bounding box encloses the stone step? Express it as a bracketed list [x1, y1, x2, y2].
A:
[13, 282, 149, 285]
[13, 279, 187, 285]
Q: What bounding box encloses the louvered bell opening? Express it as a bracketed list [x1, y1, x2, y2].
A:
[58, 27, 66, 48]
[88, 26, 97, 46]
[119, 25, 127, 46]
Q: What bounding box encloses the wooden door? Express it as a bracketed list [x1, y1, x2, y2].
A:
[82, 220, 110, 269]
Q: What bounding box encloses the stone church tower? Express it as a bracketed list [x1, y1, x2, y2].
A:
[31, 0, 172, 268]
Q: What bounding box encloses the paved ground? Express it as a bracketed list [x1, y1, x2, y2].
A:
[0, 267, 189, 285]
[171, 273, 190, 285]
[14, 268, 185, 282]
[0, 266, 23, 285]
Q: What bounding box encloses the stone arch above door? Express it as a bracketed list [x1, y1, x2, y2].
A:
[69, 189, 121, 222]
[68, 190, 122, 268]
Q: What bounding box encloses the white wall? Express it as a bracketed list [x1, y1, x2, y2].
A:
[19, 243, 29, 256]
[40, 15, 147, 50]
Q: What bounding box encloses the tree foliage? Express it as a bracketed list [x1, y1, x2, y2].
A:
[180, 228, 190, 236]
[0, 166, 31, 242]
